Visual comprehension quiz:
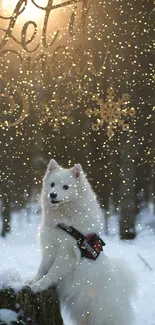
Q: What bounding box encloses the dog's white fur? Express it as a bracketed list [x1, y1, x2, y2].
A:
[31, 159, 135, 325]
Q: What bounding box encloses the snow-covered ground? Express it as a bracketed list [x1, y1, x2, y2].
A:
[0, 204, 155, 325]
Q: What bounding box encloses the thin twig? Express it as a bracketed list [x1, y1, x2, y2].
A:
[137, 253, 153, 271]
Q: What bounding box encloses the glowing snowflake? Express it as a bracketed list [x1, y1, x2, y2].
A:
[40, 97, 73, 131]
[85, 87, 135, 138]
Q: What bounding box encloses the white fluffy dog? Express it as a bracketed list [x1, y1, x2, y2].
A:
[31, 159, 135, 325]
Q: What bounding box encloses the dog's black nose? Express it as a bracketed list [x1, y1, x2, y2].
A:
[50, 192, 57, 199]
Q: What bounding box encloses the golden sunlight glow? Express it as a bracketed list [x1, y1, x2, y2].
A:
[1, 0, 74, 54]
[2, 0, 48, 22]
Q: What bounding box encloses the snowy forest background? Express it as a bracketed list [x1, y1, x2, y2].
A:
[0, 0, 154, 324]
[0, 0, 154, 240]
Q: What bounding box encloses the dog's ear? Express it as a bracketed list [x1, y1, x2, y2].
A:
[72, 163, 83, 179]
[47, 159, 58, 172]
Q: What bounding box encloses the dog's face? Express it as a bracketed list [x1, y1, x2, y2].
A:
[42, 159, 84, 209]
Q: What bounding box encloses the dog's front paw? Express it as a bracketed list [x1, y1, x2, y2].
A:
[25, 278, 35, 285]
[30, 279, 49, 293]
[30, 282, 43, 293]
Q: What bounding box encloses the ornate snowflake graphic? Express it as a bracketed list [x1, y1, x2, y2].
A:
[40, 97, 73, 131]
[85, 87, 135, 138]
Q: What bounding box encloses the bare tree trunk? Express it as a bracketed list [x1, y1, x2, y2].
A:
[0, 287, 63, 325]
[147, 115, 155, 212]
[119, 133, 137, 240]
[1, 183, 11, 237]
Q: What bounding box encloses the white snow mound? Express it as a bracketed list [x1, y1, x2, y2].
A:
[0, 309, 18, 324]
[0, 268, 23, 291]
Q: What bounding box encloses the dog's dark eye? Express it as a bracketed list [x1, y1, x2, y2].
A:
[63, 185, 69, 190]
[51, 182, 55, 188]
